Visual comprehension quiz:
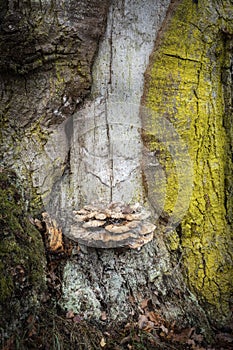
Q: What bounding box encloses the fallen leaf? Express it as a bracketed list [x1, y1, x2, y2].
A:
[140, 299, 149, 309]
[138, 314, 148, 329]
[124, 322, 133, 330]
[27, 314, 37, 337]
[28, 326, 37, 337]
[146, 311, 163, 325]
[160, 324, 169, 335]
[66, 310, 74, 319]
[42, 212, 64, 252]
[144, 321, 155, 332]
[100, 337, 106, 347]
[34, 218, 44, 231]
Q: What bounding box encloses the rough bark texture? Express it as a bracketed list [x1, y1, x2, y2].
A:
[143, 0, 233, 324]
[0, 0, 109, 210]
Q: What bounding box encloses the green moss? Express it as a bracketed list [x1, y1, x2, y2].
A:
[0, 261, 13, 301]
[143, 0, 233, 323]
[0, 169, 46, 327]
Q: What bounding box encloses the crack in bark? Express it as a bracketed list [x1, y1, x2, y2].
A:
[87, 170, 111, 188]
[163, 52, 200, 63]
[104, 4, 115, 202]
[104, 102, 113, 201]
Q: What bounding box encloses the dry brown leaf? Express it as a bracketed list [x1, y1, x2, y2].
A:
[124, 322, 133, 331]
[66, 310, 74, 319]
[27, 314, 37, 337]
[140, 298, 149, 309]
[49, 227, 63, 251]
[138, 314, 148, 329]
[42, 212, 64, 252]
[144, 321, 155, 332]
[27, 314, 35, 324]
[34, 218, 44, 231]
[146, 311, 163, 325]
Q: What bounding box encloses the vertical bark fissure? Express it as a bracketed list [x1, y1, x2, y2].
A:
[104, 99, 114, 202]
[105, 3, 115, 202]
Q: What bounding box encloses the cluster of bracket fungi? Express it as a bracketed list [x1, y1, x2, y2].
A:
[68, 202, 156, 249]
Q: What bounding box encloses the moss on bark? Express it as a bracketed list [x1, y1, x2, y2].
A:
[0, 169, 46, 340]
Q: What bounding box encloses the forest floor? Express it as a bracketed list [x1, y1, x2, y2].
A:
[2, 235, 232, 350]
[2, 302, 233, 350]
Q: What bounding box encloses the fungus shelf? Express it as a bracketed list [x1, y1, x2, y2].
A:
[68, 202, 156, 249]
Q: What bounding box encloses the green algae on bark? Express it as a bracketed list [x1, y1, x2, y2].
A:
[0, 169, 46, 336]
[143, 0, 233, 325]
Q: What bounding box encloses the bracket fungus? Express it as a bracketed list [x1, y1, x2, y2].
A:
[68, 202, 156, 249]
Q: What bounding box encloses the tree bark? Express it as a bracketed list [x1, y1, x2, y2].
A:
[0, 0, 232, 343]
[142, 0, 233, 324]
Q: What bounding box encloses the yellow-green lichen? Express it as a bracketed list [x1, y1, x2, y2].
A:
[143, 0, 233, 323]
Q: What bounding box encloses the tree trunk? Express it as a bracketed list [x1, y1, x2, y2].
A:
[0, 0, 232, 344]
[142, 0, 233, 324]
